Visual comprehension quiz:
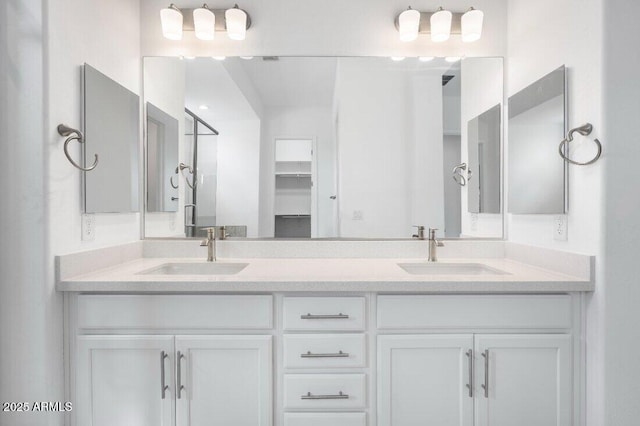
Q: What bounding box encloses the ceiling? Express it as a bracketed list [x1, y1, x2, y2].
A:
[185, 57, 462, 126]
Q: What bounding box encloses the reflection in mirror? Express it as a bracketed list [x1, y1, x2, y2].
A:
[508, 66, 567, 214]
[143, 57, 504, 239]
[83, 64, 140, 213]
[146, 102, 179, 213]
[467, 104, 501, 214]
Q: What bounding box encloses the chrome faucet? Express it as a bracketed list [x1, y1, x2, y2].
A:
[412, 225, 426, 240]
[200, 227, 216, 262]
[428, 227, 444, 262]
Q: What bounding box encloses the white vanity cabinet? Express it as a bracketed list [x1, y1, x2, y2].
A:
[377, 335, 474, 426]
[76, 335, 175, 426]
[71, 295, 273, 426]
[377, 334, 572, 426]
[474, 334, 572, 426]
[67, 293, 581, 426]
[175, 336, 272, 426]
[376, 295, 577, 426]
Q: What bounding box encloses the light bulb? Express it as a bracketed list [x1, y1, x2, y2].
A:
[160, 4, 183, 41]
[445, 56, 461, 63]
[462, 8, 484, 42]
[226, 6, 247, 40]
[212, 56, 226, 60]
[398, 8, 420, 42]
[419, 56, 435, 62]
[430, 7, 452, 42]
[193, 5, 215, 41]
[391, 56, 406, 62]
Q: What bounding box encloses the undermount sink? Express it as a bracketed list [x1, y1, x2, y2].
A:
[138, 262, 249, 276]
[398, 262, 509, 276]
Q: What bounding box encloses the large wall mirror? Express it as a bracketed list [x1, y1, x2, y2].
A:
[508, 66, 567, 214]
[84, 64, 140, 213]
[143, 56, 504, 239]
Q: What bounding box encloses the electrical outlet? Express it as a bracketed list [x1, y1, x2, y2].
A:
[554, 215, 568, 241]
[470, 213, 478, 232]
[82, 214, 95, 241]
[352, 210, 364, 221]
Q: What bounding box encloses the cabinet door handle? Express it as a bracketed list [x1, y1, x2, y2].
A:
[466, 349, 473, 398]
[301, 391, 349, 400]
[481, 349, 489, 398]
[301, 350, 349, 358]
[160, 351, 169, 399]
[176, 351, 185, 399]
[300, 313, 349, 320]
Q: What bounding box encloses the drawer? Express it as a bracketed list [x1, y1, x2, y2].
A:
[77, 295, 273, 329]
[283, 297, 366, 331]
[377, 295, 572, 330]
[283, 334, 366, 369]
[283, 374, 366, 409]
[284, 413, 367, 426]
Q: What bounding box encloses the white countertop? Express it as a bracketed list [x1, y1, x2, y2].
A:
[56, 255, 594, 293]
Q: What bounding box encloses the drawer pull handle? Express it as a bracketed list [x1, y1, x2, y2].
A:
[481, 349, 489, 398]
[301, 313, 349, 320]
[160, 351, 169, 399]
[301, 391, 349, 400]
[176, 351, 185, 399]
[466, 349, 473, 398]
[301, 350, 349, 358]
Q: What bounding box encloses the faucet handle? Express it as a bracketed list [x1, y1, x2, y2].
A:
[412, 225, 426, 240]
[428, 228, 439, 239]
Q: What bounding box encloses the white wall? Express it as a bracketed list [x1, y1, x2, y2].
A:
[0, 1, 57, 425]
[334, 59, 444, 238]
[143, 58, 186, 237]
[601, 1, 640, 425]
[216, 120, 262, 236]
[141, 0, 507, 58]
[460, 57, 504, 237]
[259, 106, 336, 237]
[506, 1, 604, 426]
[48, 0, 142, 253]
[506, 0, 603, 253]
[1, 0, 141, 425]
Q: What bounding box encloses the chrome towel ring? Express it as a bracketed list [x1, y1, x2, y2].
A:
[559, 123, 602, 166]
[452, 162, 472, 186]
[177, 162, 196, 189]
[58, 124, 99, 171]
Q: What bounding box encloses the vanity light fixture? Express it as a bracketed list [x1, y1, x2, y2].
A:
[391, 56, 406, 61]
[193, 4, 215, 40]
[394, 6, 484, 43]
[430, 7, 452, 42]
[160, 4, 184, 40]
[418, 56, 435, 62]
[225, 5, 248, 40]
[461, 7, 484, 42]
[240, 56, 254, 60]
[212, 56, 226, 60]
[445, 56, 462, 63]
[398, 7, 421, 42]
[160, 3, 251, 41]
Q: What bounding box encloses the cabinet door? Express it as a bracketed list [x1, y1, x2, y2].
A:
[175, 335, 272, 426]
[378, 335, 474, 426]
[76, 335, 174, 426]
[475, 334, 572, 426]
